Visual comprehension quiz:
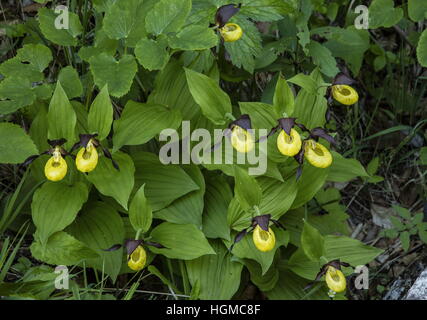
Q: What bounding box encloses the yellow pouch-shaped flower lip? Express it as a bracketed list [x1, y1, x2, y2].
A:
[331, 84, 359, 105]
[252, 225, 276, 252]
[277, 128, 302, 156]
[44, 154, 67, 182]
[325, 266, 347, 293]
[220, 23, 243, 42]
[304, 139, 333, 168]
[76, 142, 98, 173]
[231, 125, 255, 153]
[127, 245, 147, 272]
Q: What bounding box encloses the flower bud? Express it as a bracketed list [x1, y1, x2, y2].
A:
[220, 23, 243, 42]
[331, 85, 359, 105]
[76, 140, 98, 173]
[277, 128, 302, 156]
[304, 140, 332, 168]
[252, 225, 276, 252]
[231, 125, 254, 153]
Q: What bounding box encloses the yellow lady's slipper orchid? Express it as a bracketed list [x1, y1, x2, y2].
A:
[75, 139, 98, 173]
[277, 128, 302, 156]
[252, 225, 276, 252]
[325, 266, 346, 293]
[220, 23, 243, 42]
[231, 125, 254, 153]
[304, 140, 333, 168]
[127, 245, 147, 271]
[331, 85, 359, 105]
[44, 147, 67, 182]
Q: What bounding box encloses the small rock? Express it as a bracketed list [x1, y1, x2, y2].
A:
[405, 269, 427, 300]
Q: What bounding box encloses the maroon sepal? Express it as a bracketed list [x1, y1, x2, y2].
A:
[333, 72, 355, 86]
[253, 214, 271, 231]
[102, 243, 123, 252]
[229, 229, 248, 252]
[47, 138, 67, 147]
[144, 241, 167, 249]
[124, 239, 144, 255]
[215, 4, 241, 27]
[278, 118, 296, 136]
[231, 114, 252, 131]
[310, 127, 336, 146]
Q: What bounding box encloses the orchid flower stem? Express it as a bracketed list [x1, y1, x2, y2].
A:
[135, 229, 142, 240]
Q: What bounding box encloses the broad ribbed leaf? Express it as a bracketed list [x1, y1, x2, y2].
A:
[87, 85, 113, 141]
[57, 66, 83, 99]
[301, 220, 325, 262]
[0, 77, 36, 114]
[149, 222, 215, 260]
[128, 184, 152, 233]
[203, 175, 232, 241]
[185, 68, 231, 125]
[113, 101, 182, 152]
[233, 166, 262, 211]
[155, 166, 205, 228]
[47, 81, 77, 149]
[133, 152, 200, 211]
[327, 151, 368, 182]
[32, 181, 89, 245]
[67, 202, 125, 282]
[30, 231, 99, 265]
[86, 151, 135, 210]
[417, 29, 427, 68]
[186, 240, 243, 299]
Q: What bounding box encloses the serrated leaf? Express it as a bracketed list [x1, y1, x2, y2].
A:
[0, 77, 36, 114]
[145, 0, 191, 35]
[103, 0, 145, 40]
[400, 231, 410, 251]
[0, 44, 52, 82]
[134, 38, 170, 71]
[307, 41, 339, 78]
[87, 85, 113, 141]
[38, 7, 83, 46]
[408, 0, 427, 22]
[113, 101, 182, 151]
[168, 25, 218, 51]
[128, 184, 152, 233]
[239, 0, 293, 21]
[224, 17, 262, 73]
[86, 151, 135, 210]
[89, 53, 137, 98]
[32, 182, 89, 246]
[368, 0, 403, 29]
[0, 122, 38, 164]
